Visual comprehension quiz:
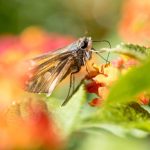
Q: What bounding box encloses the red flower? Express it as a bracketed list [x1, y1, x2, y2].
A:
[138, 93, 150, 105]
[89, 98, 102, 107]
[86, 81, 105, 95]
[25, 100, 63, 149]
[2, 99, 63, 150]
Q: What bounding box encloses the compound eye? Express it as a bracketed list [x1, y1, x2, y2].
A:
[81, 41, 88, 49]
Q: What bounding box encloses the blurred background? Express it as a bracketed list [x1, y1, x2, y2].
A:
[0, 0, 150, 44]
[0, 0, 122, 39]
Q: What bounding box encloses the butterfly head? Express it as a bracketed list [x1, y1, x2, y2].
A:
[78, 37, 92, 51]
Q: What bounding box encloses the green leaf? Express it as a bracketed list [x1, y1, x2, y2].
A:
[46, 85, 86, 136]
[78, 123, 149, 138]
[105, 57, 150, 104]
[67, 129, 148, 150]
[79, 103, 150, 134]
[101, 43, 150, 61]
[73, 103, 150, 147]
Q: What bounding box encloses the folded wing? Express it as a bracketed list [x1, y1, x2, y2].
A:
[26, 51, 74, 95]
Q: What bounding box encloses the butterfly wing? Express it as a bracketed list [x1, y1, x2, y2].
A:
[25, 50, 74, 96]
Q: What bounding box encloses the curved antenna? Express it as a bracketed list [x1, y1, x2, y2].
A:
[93, 40, 111, 49]
[92, 48, 110, 63]
[92, 40, 111, 64]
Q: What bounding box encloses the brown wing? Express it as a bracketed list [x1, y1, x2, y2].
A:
[25, 51, 74, 96]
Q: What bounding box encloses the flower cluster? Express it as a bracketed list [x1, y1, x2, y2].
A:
[86, 63, 119, 107]
[86, 56, 149, 107]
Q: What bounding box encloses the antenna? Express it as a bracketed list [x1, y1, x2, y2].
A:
[92, 40, 111, 64]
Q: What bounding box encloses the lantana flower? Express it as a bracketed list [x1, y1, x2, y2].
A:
[86, 55, 146, 107]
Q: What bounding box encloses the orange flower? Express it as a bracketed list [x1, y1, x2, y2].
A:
[93, 65, 119, 86]
[86, 56, 139, 107]
[119, 0, 150, 46]
[86, 64, 112, 107]
[138, 92, 150, 105]
[0, 99, 63, 150]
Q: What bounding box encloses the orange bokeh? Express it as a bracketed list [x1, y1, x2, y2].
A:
[119, 0, 150, 46]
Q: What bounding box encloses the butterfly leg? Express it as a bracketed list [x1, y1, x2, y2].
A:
[61, 77, 85, 106]
[73, 74, 75, 92]
[66, 72, 74, 102]
[61, 68, 80, 106]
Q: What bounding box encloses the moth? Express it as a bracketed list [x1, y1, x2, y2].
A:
[25, 37, 107, 106]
